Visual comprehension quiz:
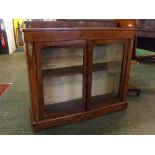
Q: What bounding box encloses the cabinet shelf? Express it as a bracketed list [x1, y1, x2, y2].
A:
[45, 98, 83, 114]
[44, 93, 118, 115]
[42, 61, 122, 77]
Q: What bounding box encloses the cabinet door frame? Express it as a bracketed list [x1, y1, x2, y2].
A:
[87, 39, 130, 109]
[34, 40, 87, 119]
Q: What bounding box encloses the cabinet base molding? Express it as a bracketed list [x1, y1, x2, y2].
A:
[30, 102, 128, 132]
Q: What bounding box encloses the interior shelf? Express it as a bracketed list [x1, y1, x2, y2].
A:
[44, 93, 118, 114]
[91, 93, 118, 107]
[42, 61, 122, 76]
[45, 98, 83, 114]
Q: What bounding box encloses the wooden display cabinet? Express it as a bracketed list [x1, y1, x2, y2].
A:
[22, 20, 136, 131]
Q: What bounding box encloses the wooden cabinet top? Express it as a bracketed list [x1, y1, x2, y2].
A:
[22, 20, 136, 42]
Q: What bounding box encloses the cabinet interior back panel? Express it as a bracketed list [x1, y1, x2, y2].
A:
[43, 71, 117, 105]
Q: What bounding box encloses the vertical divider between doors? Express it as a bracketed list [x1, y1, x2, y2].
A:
[84, 40, 93, 110]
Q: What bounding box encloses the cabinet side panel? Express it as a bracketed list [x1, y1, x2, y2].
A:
[122, 39, 134, 100]
[118, 40, 129, 100]
[25, 42, 40, 121]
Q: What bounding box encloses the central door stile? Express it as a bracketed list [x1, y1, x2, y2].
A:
[84, 40, 93, 110]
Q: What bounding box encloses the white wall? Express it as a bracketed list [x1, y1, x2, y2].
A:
[3, 19, 16, 54]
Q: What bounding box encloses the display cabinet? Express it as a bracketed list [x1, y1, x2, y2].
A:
[23, 20, 136, 131]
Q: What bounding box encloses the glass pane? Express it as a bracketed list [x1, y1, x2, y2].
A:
[91, 43, 123, 106]
[41, 46, 83, 114]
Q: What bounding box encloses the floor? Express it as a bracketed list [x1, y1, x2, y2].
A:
[0, 52, 155, 135]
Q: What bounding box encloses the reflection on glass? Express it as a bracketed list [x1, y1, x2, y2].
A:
[91, 43, 123, 106]
[41, 46, 83, 113]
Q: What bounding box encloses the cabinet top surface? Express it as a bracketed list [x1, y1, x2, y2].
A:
[22, 27, 136, 32]
[22, 21, 136, 42]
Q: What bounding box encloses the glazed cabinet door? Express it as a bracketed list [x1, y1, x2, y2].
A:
[88, 40, 129, 109]
[35, 40, 87, 118]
